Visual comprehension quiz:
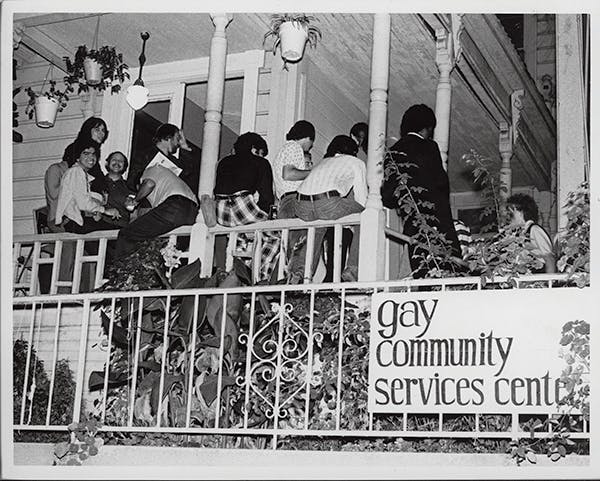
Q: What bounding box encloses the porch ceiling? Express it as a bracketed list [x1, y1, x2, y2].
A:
[14, 12, 546, 193]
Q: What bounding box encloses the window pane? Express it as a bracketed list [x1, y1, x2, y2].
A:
[128, 100, 170, 186]
[183, 77, 244, 159]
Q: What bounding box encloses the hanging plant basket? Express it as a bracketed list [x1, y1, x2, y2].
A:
[83, 57, 102, 85]
[264, 14, 322, 66]
[25, 79, 72, 129]
[278, 21, 309, 62]
[64, 45, 129, 94]
[33, 96, 60, 128]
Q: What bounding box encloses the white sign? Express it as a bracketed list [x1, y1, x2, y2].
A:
[368, 288, 592, 414]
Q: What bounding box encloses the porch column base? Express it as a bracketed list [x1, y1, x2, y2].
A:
[189, 221, 214, 277]
[358, 207, 386, 282]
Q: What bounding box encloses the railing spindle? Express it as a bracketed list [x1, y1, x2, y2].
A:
[156, 295, 171, 428]
[101, 297, 117, 423]
[185, 294, 200, 428]
[95, 237, 108, 289]
[303, 289, 316, 429]
[45, 301, 62, 425]
[128, 295, 145, 427]
[304, 227, 316, 283]
[333, 224, 342, 283]
[20, 302, 38, 425]
[71, 240, 85, 294]
[28, 242, 42, 296]
[72, 299, 91, 423]
[243, 292, 257, 429]
[214, 293, 229, 429]
[335, 288, 346, 430]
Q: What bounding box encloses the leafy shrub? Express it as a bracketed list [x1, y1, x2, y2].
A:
[13, 340, 75, 442]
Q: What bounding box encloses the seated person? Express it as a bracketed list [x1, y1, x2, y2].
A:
[214, 132, 279, 281]
[291, 135, 367, 283]
[92, 151, 135, 229]
[115, 131, 199, 257]
[214, 132, 274, 225]
[55, 139, 121, 234]
[505, 193, 556, 273]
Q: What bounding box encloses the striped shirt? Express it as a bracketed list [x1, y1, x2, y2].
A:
[453, 219, 473, 258]
[297, 154, 368, 207]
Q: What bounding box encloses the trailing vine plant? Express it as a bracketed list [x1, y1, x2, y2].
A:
[383, 148, 465, 278]
[556, 182, 589, 287]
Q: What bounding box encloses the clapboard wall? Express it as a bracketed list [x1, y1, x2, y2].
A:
[304, 57, 367, 163]
[13, 59, 103, 236]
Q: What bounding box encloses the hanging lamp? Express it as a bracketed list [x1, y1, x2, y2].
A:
[126, 32, 150, 110]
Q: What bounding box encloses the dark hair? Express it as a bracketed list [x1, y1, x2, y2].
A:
[152, 123, 179, 144]
[400, 104, 436, 137]
[72, 138, 100, 162]
[105, 151, 129, 172]
[286, 120, 315, 141]
[324, 135, 359, 158]
[75, 117, 109, 143]
[506, 193, 539, 222]
[234, 132, 268, 157]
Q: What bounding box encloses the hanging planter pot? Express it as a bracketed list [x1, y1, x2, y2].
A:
[25, 79, 73, 129]
[83, 57, 102, 85]
[33, 96, 59, 128]
[264, 14, 322, 66]
[64, 45, 129, 95]
[278, 21, 309, 62]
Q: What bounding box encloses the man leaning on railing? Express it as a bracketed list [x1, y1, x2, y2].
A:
[115, 124, 198, 258]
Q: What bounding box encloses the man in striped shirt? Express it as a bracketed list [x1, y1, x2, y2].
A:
[292, 135, 367, 282]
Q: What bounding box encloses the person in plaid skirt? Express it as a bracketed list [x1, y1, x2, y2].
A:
[214, 132, 279, 281]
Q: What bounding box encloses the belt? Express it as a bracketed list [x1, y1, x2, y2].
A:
[281, 191, 296, 198]
[215, 190, 251, 199]
[297, 190, 340, 201]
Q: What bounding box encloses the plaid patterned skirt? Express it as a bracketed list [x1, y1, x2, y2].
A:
[215, 192, 280, 281]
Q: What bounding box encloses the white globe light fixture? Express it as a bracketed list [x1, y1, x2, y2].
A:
[126, 84, 149, 111]
[126, 32, 150, 111]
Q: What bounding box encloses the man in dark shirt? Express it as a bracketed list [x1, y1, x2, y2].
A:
[381, 104, 461, 278]
[99, 151, 135, 228]
[214, 132, 274, 224]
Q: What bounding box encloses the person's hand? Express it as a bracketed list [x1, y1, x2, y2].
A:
[104, 207, 121, 219]
[178, 130, 192, 152]
[92, 212, 102, 221]
[124, 195, 139, 211]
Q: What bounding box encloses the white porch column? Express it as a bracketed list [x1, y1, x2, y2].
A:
[190, 13, 232, 271]
[197, 13, 233, 199]
[358, 13, 390, 282]
[556, 14, 588, 229]
[433, 29, 454, 171]
[498, 121, 513, 204]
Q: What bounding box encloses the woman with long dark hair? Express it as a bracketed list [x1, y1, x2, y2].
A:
[63, 117, 109, 193]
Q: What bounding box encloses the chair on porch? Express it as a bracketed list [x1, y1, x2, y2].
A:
[14, 207, 54, 294]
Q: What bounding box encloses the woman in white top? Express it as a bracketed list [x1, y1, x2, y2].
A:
[55, 139, 121, 234]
